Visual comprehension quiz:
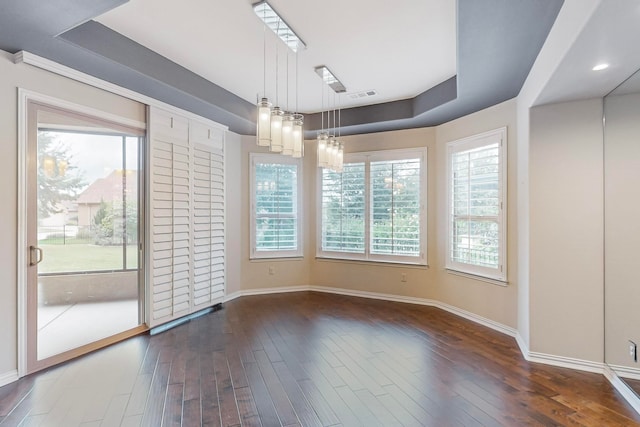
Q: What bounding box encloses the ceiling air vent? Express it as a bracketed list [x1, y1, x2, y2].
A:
[347, 90, 378, 100]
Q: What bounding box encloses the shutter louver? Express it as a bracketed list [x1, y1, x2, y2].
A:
[318, 148, 427, 265]
[451, 143, 500, 269]
[254, 162, 298, 252]
[321, 163, 365, 253]
[191, 121, 225, 309]
[370, 158, 421, 257]
[149, 107, 225, 327]
[446, 127, 506, 281]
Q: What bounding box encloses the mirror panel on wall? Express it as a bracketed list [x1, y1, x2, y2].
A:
[604, 67, 640, 395]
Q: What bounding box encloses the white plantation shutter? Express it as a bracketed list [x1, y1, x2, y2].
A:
[149, 106, 226, 327]
[446, 128, 506, 281]
[370, 157, 422, 257]
[191, 121, 225, 309]
[321, 163, 365, 253]
[318, 148, 427, 265]
[250, 154, 302, 258]
[149, 108, 191, 322]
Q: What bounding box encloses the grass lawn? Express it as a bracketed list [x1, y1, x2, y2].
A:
[38, 244, 138, 274]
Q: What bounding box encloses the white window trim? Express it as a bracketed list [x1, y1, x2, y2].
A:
[317, 147, 428, 266]
[250, 153, 303, 259]
[445, 127, 507, 282]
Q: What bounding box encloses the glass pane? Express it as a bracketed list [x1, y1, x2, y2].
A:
[451, 218, 499, 268]
[450, 142, 501, 268]
[255, 162, 298, 251]
[36, 108, 141, 360]
[371, 158, 421, 256]
[321, 163, 365, 253]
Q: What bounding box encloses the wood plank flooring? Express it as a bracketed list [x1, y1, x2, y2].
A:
[1, 291, 639, 426]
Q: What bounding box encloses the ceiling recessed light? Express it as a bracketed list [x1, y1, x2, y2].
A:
[592, 63, 609, 71]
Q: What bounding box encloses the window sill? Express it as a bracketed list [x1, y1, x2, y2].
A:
[250, 256, 305, 262]
[445, 269, 508, 287]
[316, 256, 429, 269]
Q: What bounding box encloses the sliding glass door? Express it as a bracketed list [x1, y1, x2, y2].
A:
[26, 101, 146, 372]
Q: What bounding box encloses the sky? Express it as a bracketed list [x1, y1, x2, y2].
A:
[47, 132, 140, 191]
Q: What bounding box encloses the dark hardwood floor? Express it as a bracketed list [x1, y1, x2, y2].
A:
[1, 291, 639, 426]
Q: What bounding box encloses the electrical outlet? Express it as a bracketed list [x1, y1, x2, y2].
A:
[268, 266, 275, 275]
[401, 273, 407, 282]
[629, 340, 637, 362]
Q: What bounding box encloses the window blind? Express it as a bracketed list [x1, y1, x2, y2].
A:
[253, 160, 299, 253]
[446, 127, 506, 281]
[318, 148, 426, 265]
[321, 163, 365, 253]
[370, 158, 421, 257]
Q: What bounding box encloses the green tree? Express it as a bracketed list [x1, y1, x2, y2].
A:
[37, 132, 85, 218]
[93, 200, 138, 246]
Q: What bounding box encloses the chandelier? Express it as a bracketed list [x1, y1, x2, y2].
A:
[315, 66, 345, 173]
[254, 1, 304, 158]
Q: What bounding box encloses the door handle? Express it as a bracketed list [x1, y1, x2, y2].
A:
[29, 246, 43, 266]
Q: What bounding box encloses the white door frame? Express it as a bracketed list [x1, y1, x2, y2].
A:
[16, 89, 147, 377]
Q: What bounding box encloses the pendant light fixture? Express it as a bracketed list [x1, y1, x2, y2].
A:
[253, 1, 304, 157]
[315, 66, 346, 172]
[256, 4, 271, 147]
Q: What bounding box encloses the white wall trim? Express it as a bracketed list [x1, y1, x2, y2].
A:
[608, 364, 640, 381]
[0, 370, 19, 388]
[227, 284, 517, 338]
[231, 286, 310, 299]
[17, 89, 29, 378]
[604, 365, 640, 415]
[526, 351, 604, 374]
[13, 51, 228, 132]
[308, 285, 518, 337]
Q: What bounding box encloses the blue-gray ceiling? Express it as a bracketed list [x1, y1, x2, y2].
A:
[0, 0, 563, 136]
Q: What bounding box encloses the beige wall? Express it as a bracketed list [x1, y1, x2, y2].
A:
[225, 131, 243, 297]
[0, 50, 146, 378]
[306, 99, 519, 329]
[604, 92, 640, 369]
[434, 99, 518, 328]
[529, 98, 604, 361]
[310, 127, 438, 299]
[237, 135, 312, 292]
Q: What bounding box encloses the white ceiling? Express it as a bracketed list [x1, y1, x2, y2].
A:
[534, 0, 640, 106]
[96, 0, 457, 113]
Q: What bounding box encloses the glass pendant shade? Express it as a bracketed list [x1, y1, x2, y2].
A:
[257, 98, 272, 146]
[281, 114, 294, 155]
[292, 115, 303, 158]
[270, 107, 284, 152]
[336, 144, 344, 172]
[317, 133, 328, 167]
[329, 141, 337, 170]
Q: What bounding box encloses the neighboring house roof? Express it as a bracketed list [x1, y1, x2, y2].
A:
[76, 170, 137, 205]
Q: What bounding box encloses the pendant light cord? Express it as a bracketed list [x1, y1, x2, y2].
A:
[262, 7, 266, 97]
[275, 21, 280, 106]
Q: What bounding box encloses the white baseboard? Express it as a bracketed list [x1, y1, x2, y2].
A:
[224, 286, 308, 303]
[608, 364, 640, 381]
[514, 332, 604, 374]
[0, 369, 18, 387]
[526, 351, 604, 374]
[224, 291, 242, 303]
[308, 285, 518, 338]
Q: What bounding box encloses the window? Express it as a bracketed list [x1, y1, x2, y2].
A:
[446, 128, 507, 281]
[250, 153, 303, 258]
[319, 148, 427, 265]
